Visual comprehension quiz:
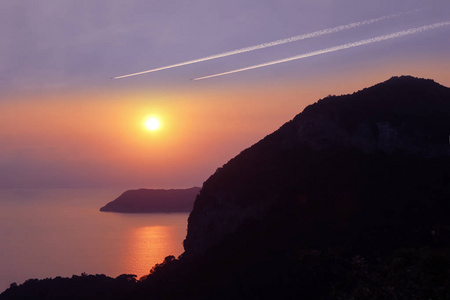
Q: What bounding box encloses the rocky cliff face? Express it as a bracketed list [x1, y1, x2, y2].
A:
[184, 76, 450, 256]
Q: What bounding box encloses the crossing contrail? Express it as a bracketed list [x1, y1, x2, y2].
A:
[113, 11, 416, 79]
[193, 21, 450, 81]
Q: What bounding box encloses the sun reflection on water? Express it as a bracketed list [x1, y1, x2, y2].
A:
[122, 226, 181, 278]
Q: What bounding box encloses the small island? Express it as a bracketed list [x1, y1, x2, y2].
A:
[100, 187, 201, 213]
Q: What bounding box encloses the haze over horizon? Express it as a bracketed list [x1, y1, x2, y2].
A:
[1, 0, 449, 189]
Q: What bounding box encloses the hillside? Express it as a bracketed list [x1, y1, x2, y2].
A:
[184, 75, 450, 256]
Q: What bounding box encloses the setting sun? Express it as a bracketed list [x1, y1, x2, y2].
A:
[145, 117, 161, 131]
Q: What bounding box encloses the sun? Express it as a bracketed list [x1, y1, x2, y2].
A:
[145, 117, 161, 131]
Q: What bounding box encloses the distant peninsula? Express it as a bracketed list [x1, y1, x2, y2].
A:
[99, 187, 201, 213]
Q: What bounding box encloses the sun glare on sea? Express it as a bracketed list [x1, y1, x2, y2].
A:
[145, 117, 161, 131]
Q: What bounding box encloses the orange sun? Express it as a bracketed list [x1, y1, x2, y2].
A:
[145, 117, 161, 131]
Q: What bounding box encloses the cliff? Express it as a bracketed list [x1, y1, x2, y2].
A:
[100, 187, 200, 213]
[184, 76, 450, 256]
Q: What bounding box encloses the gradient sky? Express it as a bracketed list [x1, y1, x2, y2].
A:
[1, 0, 449, 189]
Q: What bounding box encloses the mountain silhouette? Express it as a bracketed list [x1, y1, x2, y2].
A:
[184, 75, 450, 257]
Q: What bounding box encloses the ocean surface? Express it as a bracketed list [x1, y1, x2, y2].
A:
[0, 188, 189, 293]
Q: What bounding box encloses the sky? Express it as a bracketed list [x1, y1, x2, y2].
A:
[1, 0, 449, 189]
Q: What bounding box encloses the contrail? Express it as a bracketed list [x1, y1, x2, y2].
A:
[113, 11, 416, 79]
[193, 21, 450, 81]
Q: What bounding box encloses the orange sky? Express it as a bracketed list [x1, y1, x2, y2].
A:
[1, 59, 449, 188]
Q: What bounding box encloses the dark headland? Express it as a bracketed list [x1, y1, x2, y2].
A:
[3, 76, 450, 299]
[99, 187, 201, 213]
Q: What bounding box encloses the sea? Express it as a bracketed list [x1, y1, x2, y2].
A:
[0, 188, 189, 293]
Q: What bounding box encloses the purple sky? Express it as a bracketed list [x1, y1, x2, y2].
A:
[0, 0, 449, 188]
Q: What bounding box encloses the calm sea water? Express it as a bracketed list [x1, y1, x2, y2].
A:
[0, 188, 189, 293]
